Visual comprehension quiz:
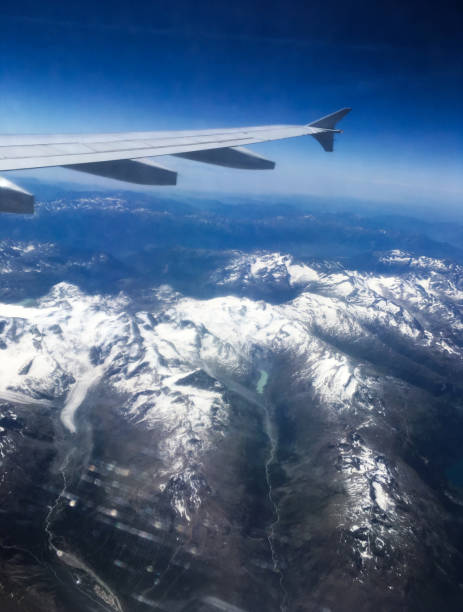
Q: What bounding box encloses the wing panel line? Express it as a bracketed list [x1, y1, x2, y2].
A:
[0, 126, 313, 171]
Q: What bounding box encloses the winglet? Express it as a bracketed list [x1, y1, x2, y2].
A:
[308, 107, 351, 152]
[308, 107, 352, 130]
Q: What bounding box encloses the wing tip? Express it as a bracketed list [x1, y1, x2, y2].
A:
[308, 107, 352, 129]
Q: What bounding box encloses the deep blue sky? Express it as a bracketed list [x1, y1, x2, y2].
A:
[1, 0, 462, 215]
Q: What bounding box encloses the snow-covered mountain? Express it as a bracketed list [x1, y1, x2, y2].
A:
[2, 249, 462, 435]
[1, 245, 463, 611]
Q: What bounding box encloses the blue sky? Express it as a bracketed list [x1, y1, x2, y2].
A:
[1, 0, 462, 216]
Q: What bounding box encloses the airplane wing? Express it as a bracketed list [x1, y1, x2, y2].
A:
[0, 107, 351, 214]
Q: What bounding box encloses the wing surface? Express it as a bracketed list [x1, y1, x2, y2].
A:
[0, 125, 314, 172]
[0, 108, 351, 213]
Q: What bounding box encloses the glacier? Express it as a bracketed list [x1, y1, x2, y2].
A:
[0, 246, 463, 611]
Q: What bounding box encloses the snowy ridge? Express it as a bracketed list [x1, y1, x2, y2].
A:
[0, 249, 462, 527]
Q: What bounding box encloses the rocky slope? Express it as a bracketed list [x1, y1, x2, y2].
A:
[0, 247, 463, 611]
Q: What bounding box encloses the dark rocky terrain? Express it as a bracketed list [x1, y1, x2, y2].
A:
[0, 193, 462, 611]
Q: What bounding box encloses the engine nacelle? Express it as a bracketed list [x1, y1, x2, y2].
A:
[0, 177, 34, 214]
